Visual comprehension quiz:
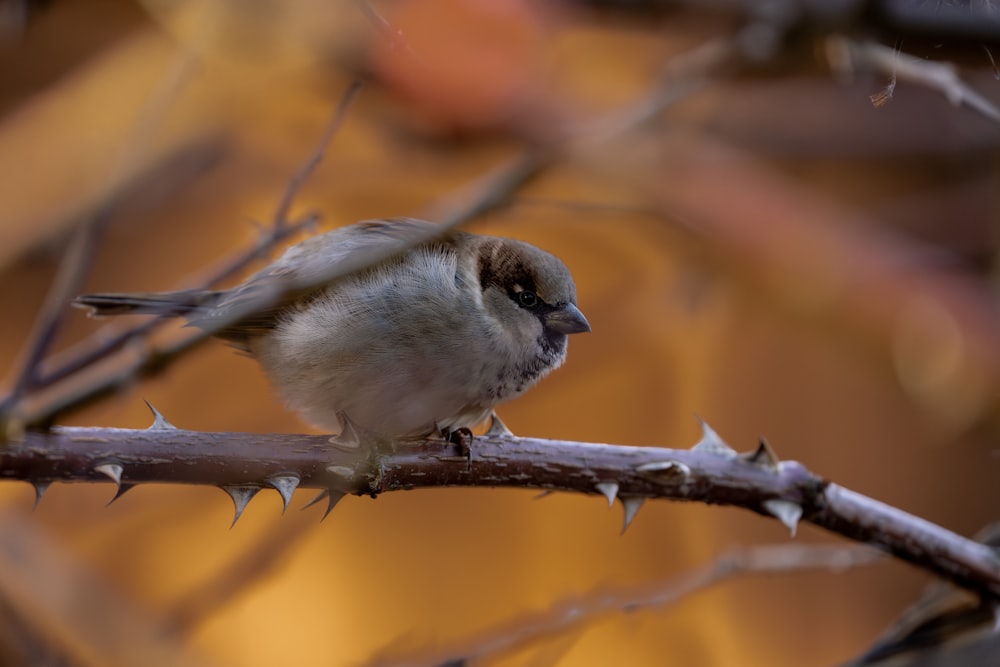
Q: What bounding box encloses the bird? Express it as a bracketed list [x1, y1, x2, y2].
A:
[75, 218, 590, 441]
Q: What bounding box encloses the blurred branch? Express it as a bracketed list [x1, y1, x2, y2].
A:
[6, 31, 736, 432]
[0, 80, 362, 432]
[650, 131, 1000, 428]
[370, 543, 885, 667]
[827, 36, 1000, 122]
[2, 43, 200, 422]
[164, 510, 317, 638]
[0, 510, 210, 667]
[4, 424, 1000, 603]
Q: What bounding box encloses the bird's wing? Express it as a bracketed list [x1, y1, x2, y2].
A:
[198, 218, 454, 340]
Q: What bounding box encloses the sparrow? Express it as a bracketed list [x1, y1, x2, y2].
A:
[75, 218, 590, 440]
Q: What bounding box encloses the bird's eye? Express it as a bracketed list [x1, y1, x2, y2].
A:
[517, 290, 538, 308]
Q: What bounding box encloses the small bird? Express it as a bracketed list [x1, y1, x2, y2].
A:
[75, 218, 590, 440]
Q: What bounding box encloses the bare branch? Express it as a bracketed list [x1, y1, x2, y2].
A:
[369, 543, 885, 667]
[4, 426, 1000, 601]
[3, 45, 199, 412]
[827, 36, 1000, 122]
[164, 510, 317, 637]
[0, 510, 210, 667]
[271, 79, 363, 229]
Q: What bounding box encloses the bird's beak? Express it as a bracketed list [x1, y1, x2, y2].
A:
[545, 303, 591, 334]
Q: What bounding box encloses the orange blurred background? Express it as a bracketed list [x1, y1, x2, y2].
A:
[2, 1, 1000, 665]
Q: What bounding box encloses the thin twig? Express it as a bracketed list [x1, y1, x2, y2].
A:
[3, 80, 363, 429]
[271, 79, 363, 229]
[3, 45, 199, 413]
[164, 510, 316, 637]
[354, 0, 419, 61]
[0, 510, 210, 667]
[827, 36, 1000, 122]
[369, 544, 885, 667]
[28, 212, 319, 393]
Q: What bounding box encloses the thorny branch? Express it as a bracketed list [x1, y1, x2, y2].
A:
[3, 423, 999, 603]
[2, 6, 999, 664]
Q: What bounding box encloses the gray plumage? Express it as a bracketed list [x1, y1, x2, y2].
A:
[75, 218, 589, 438]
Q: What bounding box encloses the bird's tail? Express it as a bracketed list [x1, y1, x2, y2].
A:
[73, 289, 222, 318]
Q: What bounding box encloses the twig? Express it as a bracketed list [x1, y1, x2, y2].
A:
[164, 509, 316, 637]
[271, 79, 363, 229]
[22, 80, 362, 392]
[1, 39, 199, 427]
[649, 131, 1000, 422]
[3, 80, 362, 430]
[368, 543, 885, 667]
[354, 0, 419, 61]
[826, 36, 1000, 122]
[15, 29, 735, 431]
[0, 510, 210, 667]
[27, 212, 319, 394]
[5, 426, 1000, 601]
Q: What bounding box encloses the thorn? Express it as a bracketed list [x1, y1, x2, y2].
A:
[31, 481, 50, 510]
[319, 492, 345, 521]
[328, 412, 361, 449]
[325, 465, 355, 479]
[594, 481, 619, 507]
[267, 475, 300, 514]
[302, 488, 330, 510]
[763, 499, 802, 537]
[94, 463, 124, 487]
[741, 437, 779, 471]
[301, 488, 344, 520]
[636, 460, 692, 479]
[619, 496, 646, 535]
[691, 416, 736, 457]
[143, 399, 177, 430]
[106, 484, 135, 506]
[221, 485, 261, 528]
[485, 412, 513, 437]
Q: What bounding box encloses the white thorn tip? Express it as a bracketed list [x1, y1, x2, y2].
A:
[620, 496, 646, 535]
[692, 417, 736, 456]
[486, 412, 514, 437]
[636, 460, 692, 478]
[143, 400, 177, 430]
[221, 485, 261, 528]
[325, 465, 354, 479]
[94, 463, 124, 486]
[302, 489, 345, 520]
[302, 489, 329, 510]
[267, 475, 300, 513]
[320, 492, 345, 521]
[595, 481, 619, 507]
[763, 499, 802, 537]
[328, 412, 361, 449]
[32, 481, 50, 510]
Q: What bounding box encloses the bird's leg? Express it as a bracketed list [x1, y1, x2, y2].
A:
[442, 426, 474, 467]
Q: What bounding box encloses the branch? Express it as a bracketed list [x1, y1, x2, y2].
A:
[369, 543, 885, 667]
[5, 423, 1000, 602]
[827, 36, 1000, 123]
